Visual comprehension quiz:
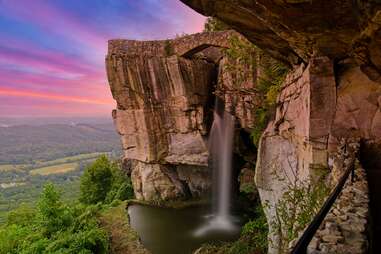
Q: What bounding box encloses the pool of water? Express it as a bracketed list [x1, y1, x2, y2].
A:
[128, 204, 242, 254]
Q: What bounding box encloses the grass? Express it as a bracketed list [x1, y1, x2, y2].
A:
[30, 162, 78, 176]
[99, 201, 149, 254]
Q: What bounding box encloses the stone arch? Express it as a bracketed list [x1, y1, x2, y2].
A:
[171, 30, 237, 57]
[180, 43, 228, 58]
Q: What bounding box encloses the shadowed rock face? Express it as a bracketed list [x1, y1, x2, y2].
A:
[106, 31, 258, 201]
[179, 1, 381, 252]
[180, 0, 381, 82]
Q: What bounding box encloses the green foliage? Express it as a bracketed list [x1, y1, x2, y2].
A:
[198, 206, 268, 254]
[0, 224, 33, 254]
[80, 156, 114, 204]
[204, 17, 230, 32]
[0, 183, 109, 254]
[105, 166, 134, 204]
[218, 32, 289, 146]
[38, 183, 73, 236]
[238, 206, 268, 254]
[0, 153, 116, 223]
[80, 156, 134, 205]
[251, 52, 289, 145]
[6, 204, 35, 227]
[240, 183, 256, 195]
[271, 171, 331, 253]
[223, 35, 257, 92]
[0, 156, 134, 253]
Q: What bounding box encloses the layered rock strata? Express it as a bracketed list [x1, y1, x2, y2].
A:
[106, 31, 258, 201]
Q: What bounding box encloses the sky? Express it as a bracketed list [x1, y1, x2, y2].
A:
[0, 0, 206, 118]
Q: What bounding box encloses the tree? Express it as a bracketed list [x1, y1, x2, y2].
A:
[105, 162, 134, 203]
[6, 204, 35, 227]
[80, 155, 113, 204]
[37, 183, 72, 236]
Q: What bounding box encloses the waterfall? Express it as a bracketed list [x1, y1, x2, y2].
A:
[194, 98, 238, 236]
[210, 103, 235, 218]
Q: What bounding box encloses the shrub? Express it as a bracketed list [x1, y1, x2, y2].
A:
[270, 166, 331, 253]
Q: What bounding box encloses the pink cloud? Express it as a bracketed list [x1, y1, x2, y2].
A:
[0, 87, 114, 105]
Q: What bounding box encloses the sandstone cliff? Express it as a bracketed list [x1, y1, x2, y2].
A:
[106, 31, 258, 201]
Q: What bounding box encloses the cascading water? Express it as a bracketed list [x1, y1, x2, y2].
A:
[195, 98, 239, 236]
[211, 104, 235, 218]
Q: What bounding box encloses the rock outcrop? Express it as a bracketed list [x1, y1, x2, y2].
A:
[106, 31, 258, 201]
[179, 1, 381, 253]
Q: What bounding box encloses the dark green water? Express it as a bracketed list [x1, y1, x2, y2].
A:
[128, 204, 242, 254]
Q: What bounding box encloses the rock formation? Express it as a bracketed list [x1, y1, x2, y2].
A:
[180, 1, 381, 81]
[179, 1, 381, 253]
[106, 31, 258, 201]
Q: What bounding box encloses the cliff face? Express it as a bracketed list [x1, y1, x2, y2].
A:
[180, 1, 381, 252]
[106, 31, 258, 201]
[180, 1, 381, 83]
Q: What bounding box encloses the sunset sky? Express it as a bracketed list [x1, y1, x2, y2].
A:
[0, 0, 206, 117]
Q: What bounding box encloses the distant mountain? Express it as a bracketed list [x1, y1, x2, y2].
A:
[0, 118, 122, 164]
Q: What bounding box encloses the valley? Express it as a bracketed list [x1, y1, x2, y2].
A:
[0, 118, 122, 224]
